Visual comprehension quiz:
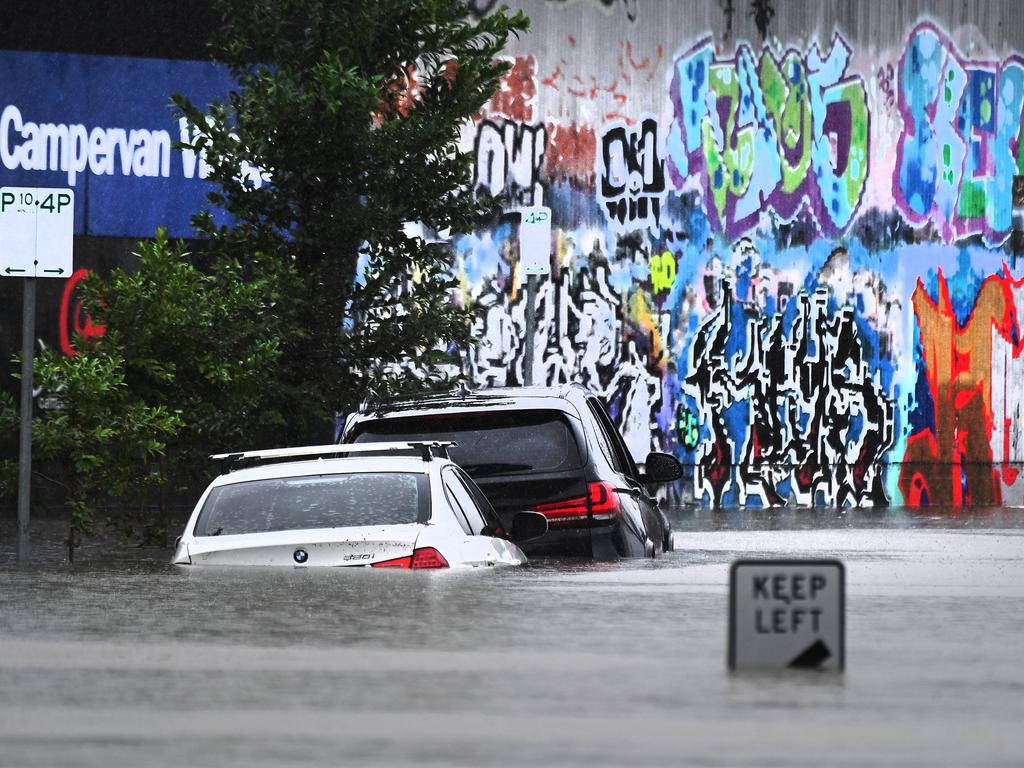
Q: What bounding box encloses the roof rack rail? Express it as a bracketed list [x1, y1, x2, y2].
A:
[210, 441, 458, 472]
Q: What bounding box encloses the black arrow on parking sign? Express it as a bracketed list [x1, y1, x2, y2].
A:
[787, 639, 832, 669]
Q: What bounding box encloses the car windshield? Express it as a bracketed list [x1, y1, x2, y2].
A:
[194, 472, 428, 536]
[349, 410, 583, 476]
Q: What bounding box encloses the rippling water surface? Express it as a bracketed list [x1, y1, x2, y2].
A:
[1, 509, 1023, 767]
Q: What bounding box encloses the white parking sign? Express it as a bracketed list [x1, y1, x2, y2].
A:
[518, 206, 551, 277]
[729, 559, 845, 672]
[0, 187, 74, 278]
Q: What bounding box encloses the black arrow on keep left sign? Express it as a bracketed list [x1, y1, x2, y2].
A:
[787, 639, 832, 669]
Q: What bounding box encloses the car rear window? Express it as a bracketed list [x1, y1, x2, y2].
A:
[194, 472, 428, 536]
[349, 410, 583, 476]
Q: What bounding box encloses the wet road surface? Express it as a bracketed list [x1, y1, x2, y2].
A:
[1, 509, 1023, 767]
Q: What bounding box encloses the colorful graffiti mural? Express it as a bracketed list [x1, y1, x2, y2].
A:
[686, 268, 895, 508]
[455, 11, 1024, 509]
[895, 23, 1024, 246]
[666, 34, 869, 239]
[902, 264, 1024, 506]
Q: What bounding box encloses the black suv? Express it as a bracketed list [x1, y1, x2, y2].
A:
[341, 385, 682, 558]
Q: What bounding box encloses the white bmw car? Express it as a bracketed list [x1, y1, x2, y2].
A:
[172, 442, 548, 568]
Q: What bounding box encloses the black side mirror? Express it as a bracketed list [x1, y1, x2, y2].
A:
[641, 451, 683, 484]
[509, 511, 548, 544]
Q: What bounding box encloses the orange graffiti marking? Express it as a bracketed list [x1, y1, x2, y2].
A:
[900, 268, 1023, 506]
[545, 122, 596, 188]
[542, 63, 562, 91]
[485, 56, 536, 122]
[539, 38, 663, 121]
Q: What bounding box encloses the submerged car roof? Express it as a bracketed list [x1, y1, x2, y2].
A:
[209, 454, 444, 487]
[349, 385, 591, 422]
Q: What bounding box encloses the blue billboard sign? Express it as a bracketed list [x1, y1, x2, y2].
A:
[0, 50, 235, 238]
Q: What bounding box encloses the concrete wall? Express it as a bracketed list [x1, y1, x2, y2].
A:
[458, 0, 1024, 507]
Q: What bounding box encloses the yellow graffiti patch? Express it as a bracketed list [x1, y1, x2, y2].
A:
[650, 250, 677, 293]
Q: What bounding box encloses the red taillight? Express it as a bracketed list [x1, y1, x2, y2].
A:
[410, 547, 449, 569]
[587, 481, 621, 520]
[371, 547, 449, 569]
[531, 481, 621, 527]
[372, 555, 412, 568]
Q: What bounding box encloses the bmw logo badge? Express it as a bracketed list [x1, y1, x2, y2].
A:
[293, 548, 309, 564]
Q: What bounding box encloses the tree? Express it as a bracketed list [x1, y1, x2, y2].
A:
[77, 230, 302, 506]
[5, 345, 180, 562]
[0, 230, 305, 561]
[176, 0, 529, 443]
[0, 230, 299, 556]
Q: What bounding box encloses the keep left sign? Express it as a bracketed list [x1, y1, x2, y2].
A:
[729, 559, 845, 672]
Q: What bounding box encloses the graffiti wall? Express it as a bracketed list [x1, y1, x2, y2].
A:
[456, 1, 1024, 508]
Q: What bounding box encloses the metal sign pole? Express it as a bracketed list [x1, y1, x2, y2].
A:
[17, 276, 35, 567]
[1, 187, 74, 567]
[523, 274, 538, 386]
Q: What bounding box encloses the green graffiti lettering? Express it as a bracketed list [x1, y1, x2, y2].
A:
[760, 52, 812, 195]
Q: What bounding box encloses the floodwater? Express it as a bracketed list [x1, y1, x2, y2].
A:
[1, 509, 1023, 767]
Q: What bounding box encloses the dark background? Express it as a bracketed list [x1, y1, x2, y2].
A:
[0, 0, 214, 59]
